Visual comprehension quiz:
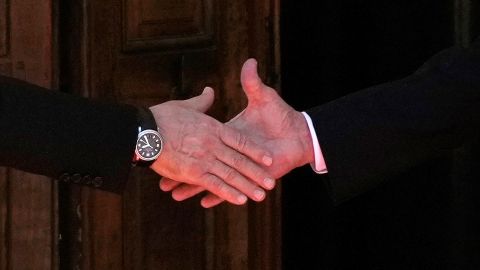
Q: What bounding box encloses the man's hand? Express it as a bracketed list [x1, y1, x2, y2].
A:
[149, 87, 275, 205]
[160, 59, 315, 207]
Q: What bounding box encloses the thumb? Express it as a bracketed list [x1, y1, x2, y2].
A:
[240, 58, 268, 104]
[181, 87, 215, 112]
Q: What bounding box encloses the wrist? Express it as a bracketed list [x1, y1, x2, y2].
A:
[295, 111, 315, 166]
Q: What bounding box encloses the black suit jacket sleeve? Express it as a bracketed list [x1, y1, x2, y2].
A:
[0, 76, 139, 193]
[306, 40, 480, 204]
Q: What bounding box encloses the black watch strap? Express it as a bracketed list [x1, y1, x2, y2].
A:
[136, 106, 158, 132]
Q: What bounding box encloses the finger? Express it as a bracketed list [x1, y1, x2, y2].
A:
[200, 173, 249, 205]
[159, 177, 182, 191]
[220, 125, 274, 169]
[171, 184, 205, 201]
[209, 160, 267, 202]
[217, 134, 275, 190]
[240, 58, 268, 103]
[201, 194, 225, 208]
[180, 87, 215, 112]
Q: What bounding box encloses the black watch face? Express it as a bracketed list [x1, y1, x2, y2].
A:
[135, 130, 163, 161]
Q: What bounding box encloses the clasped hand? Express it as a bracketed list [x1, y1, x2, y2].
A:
[152, 59, 315, 207]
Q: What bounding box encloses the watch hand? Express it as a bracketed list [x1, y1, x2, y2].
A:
[143, 135, 152, 147]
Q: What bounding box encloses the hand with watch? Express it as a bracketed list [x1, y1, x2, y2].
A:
[133, 87, 276, 206]
[159, 59, 318, 208]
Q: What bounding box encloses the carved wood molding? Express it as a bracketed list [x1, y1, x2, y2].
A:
[122, 0, 215, 52]
[7, 171, 56, 269]
[0, 61, 12, 76]
[0, 0, 8, 57]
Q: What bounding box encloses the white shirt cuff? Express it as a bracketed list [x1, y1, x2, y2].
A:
[301, 112, 328, 174]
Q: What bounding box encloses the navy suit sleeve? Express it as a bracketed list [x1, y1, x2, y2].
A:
[0, 76, 139, 193]
[306, 41, 480, 204]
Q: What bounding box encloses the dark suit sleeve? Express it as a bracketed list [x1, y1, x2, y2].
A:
[306, 40, 480, 204]
[0, 76, 139, 193]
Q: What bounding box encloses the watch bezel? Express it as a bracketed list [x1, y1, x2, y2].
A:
[135, 129, 163, 162]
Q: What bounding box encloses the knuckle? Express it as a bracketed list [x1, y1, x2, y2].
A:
[209, 178, 235, 200]
[219, 184, 231, 196]
[236, 133, 248, 151]
[223, 167, 237, 183]
[209, 177, 225, 191]
[231, 155, 246, 168]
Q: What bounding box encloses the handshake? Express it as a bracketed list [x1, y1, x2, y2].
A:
[149, 59, 318, 208]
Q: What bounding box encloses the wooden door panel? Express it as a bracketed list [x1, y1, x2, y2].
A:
[123, 0, 214, 51]
[123, 170, 207, 269]
[0, 1, 57, 270]
[60, 0, 280, 269]
[113, 55, 178, 104]
[7, 172, 55, 270]
[0, 0, 6, 57]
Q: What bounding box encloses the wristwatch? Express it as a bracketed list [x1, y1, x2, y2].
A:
[132, 107, 164, 167]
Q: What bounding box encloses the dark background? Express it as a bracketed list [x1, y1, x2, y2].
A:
[281, 1, 480, 269]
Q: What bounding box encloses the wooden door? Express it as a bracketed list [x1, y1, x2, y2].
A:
[0, 1, 58, 269]
[58, 1, 281, 270]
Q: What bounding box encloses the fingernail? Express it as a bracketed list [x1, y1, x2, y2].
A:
[238, 194, 248, 204]
[203, 87, 213, 94]
[254, 189, 265, 201]
[262, 156, 273, 166]
[264, 178, 275, 190]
